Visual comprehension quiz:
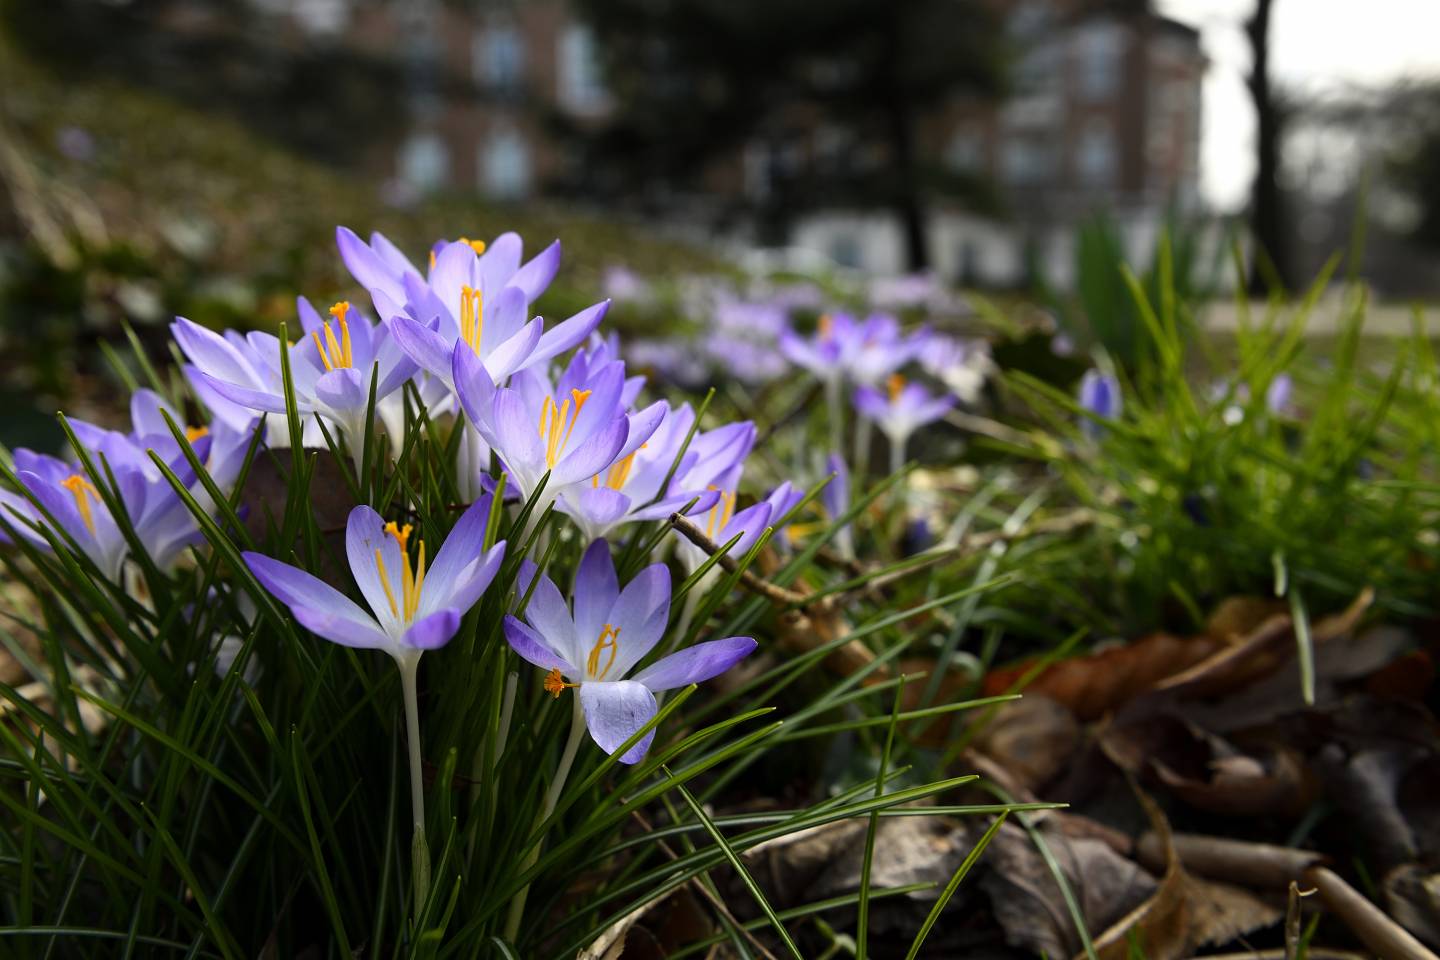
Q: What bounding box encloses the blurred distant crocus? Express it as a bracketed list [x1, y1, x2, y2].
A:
[173, 299, 417, 458]
[342, 228, 602, 389]
[1266, 374, 1293, 416]
[854, 374, 955, 471]
[601, 265, 651, 304]
[56, 126, 96, 162]
[779, 313, 851, 385]
[844, 314, 927, 387]
[504, 539, 756, 763]
[1078, 369, 1121, 438]
[919, 335, 993, 405]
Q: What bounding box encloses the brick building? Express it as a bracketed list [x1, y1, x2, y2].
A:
[256, 0, 1204, 286]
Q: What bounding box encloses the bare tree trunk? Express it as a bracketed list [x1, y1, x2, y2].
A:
[1246, 0, 1289, 294]
[880, 17, 931, 273]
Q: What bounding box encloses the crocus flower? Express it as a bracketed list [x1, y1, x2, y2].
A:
[779, 313, 852, 386]
[347, 228, 604, 389]
[1078, 369, 1121, 438]
[452, 342, 664, 517]
[242, 497, 506, 665]
[1, 390, 244, 579]
[843, 314, 927, 387]
[173, 299, 417, 455]
[1266, 374, 1293, 416]
[673, 480, 802, 576]
[919, 335, 992, 405]
[503, 539, 756, 763]
[854, 374, 955, 464]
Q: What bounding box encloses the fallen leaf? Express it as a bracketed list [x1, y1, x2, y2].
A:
[970, 697, 1081, 792]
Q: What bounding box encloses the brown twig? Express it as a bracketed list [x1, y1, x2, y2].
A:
[1304, 866, 1440, 960]
[1135, 832, 1328, 890]
[668, 512, 813, 607]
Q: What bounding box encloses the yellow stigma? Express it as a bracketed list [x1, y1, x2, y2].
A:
[459, 285, 484, 354]
[60, 474, 100, 535]
[586, 623, 621, 680]
[543, 666, 577, 698]
[704, 486, 737, 539]
[818, 314, 833, 339]
[457, 236, 487, 255]
[428, 249, 437, 270]
[311, 302, 354, 371]
[592, 445, 644, 491]
[536, 389, 593, 469]
[185, 424, 209, 442]
[887, 373, 905, 402]
[373, 521, 427, 623]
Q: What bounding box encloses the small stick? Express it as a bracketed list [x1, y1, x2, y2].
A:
[1135, 832, 1328, 890]
[1304, 865, 1439, 960]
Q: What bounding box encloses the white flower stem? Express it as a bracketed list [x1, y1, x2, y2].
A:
[854, 415, 873, 481]
[824, 376, 844, 456]
[503, 694, 587, 942]
[891, 435, 908, 517]
[398, 653, 431, 917]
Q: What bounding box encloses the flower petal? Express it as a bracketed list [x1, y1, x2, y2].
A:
[523, 300, 609, 369]
[390, 315, 453, 382]
[551, 419, 628, 487]
[606, 563, 671, 678]
[344, 505, 404, 633]
[402, 609, 461, 650]
[291, 605, 393, 651]
[579, 680, 656, 764]
[243, 551, 384, 636]
[504, 615, 571, 671]
[337, 226, 407, 307]
[572, 538, 619, 645]
[631, 636, 757, 691]
[509, 239, 561, 303]
[518, 560, 577, 663]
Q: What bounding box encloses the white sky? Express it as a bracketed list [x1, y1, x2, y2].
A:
[1155, 0, 1440, 211]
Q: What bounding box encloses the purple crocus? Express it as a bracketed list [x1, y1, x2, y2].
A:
[243, 497, 506, 664]
[1078, 369, 1122, 439]
[854, 374, 955, 470]
[919, 335, 992, 405]
[503, 539, 756, 763]
[1, 401, 248, 581]
[844, 314, 927, 387]
[344, 228, 604, 389]
[243, 496, 506, 895]
[173, 299, 417, 456]
[559, 404, 756, 544]
[452, 342, 664, 518]
[1266, 374, 1293, 416]
[673, 480, 801, 576]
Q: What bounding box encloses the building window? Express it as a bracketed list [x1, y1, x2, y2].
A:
[558, 23, 607, 112]
[1077, 118, 1116, 187]
[1076, 24, 1124, 102]
[481, 127, 531, 200]
[474, 22, 524, 93]
[1001, 136, 1051, 185]
[398, 132, 449, 192]
[829, 233, 861, 270]
[946, 127, 985, 173]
